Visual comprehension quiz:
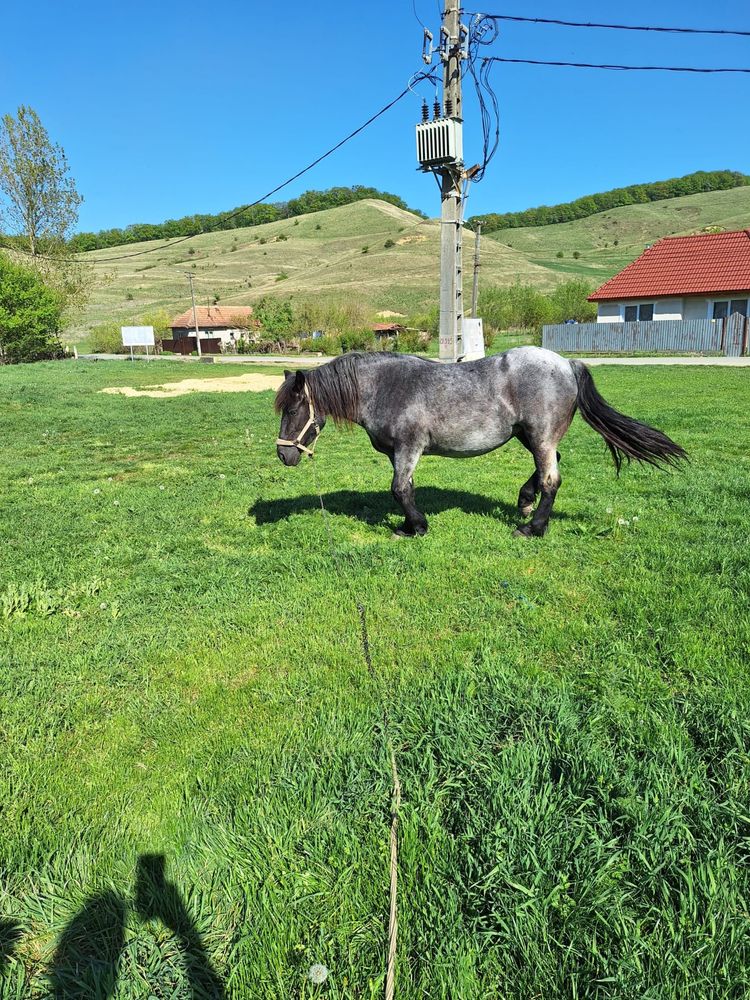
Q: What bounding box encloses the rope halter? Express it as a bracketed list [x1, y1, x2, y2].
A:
[276, 383, 320, 458]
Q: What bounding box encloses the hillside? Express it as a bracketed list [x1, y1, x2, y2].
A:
[68, 199, 554, 338]
[66, 186, 750, 340]
[491, 186, 750, 283]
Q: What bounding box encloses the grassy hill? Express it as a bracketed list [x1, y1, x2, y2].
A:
[69, 200, 552, 340]
[492, 186, 750, 283]
[67, 187, 750, 341]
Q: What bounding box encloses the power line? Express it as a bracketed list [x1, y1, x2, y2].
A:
[484, 56, 750, 74]
[1, 70, 438, 265]
[469, 13, 750, 37]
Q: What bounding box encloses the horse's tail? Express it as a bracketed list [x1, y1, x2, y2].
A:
[570, 359, 687, 474]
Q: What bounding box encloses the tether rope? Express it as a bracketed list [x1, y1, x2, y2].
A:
[311, 460, 402, 1000]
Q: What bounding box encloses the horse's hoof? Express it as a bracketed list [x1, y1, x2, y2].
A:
[513, 525, 533, 538]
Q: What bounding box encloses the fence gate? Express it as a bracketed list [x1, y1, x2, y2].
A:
[723, 313, 748, 357]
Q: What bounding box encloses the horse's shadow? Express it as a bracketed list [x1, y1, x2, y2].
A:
[252, 486, 540, 528]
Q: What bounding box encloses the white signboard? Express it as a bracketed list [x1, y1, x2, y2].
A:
[121, 326, 155, 347]
[462, 318, 485, 361]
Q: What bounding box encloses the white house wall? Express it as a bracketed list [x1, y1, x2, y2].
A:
[683, 297, 711, 320]
[597, 296, 734, 322]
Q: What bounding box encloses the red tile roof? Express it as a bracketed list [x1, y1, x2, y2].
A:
[589, 230, 750, 302]
[170, 305, 254, 328]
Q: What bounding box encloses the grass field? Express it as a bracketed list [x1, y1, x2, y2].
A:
[1, 358, 749, 999]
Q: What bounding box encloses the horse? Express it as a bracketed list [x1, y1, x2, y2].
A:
[275, 347, 686, 538]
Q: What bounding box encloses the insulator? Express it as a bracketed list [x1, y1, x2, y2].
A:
[433, 100, 441, 120]
[445, 97, 453, 117]
[421, 101, 429, 122]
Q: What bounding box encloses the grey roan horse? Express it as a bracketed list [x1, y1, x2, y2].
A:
[275, 347, 686, 537]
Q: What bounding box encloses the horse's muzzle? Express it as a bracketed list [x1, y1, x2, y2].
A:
[277, 445, 302, 467]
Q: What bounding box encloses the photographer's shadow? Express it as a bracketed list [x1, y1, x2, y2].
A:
[48, 854, 224, 999]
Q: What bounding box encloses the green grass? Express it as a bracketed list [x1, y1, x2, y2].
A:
[1, 359, 750, 998]
[494, 186, 750, 282]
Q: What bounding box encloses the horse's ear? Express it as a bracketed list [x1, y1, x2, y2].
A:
[284, 369, 291, 379]
[294, 370, 306, 392]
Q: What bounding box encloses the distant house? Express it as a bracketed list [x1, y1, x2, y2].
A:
[169, 306, 256, 348]
[590, 230, 750, 323]
[372, 323, 405, 338]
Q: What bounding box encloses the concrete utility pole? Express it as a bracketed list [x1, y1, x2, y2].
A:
[184, 271, 202, 357]
[471, 222, 482, 316]
[438, 0, 465, 361]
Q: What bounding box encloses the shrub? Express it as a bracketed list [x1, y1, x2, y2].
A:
[339, 328, 376, 352]
[315, 224, 321, 231]
[395, 328, 423, 352]
[556, 251, 564, 258]
[275, 272, 289, 282]
[259, 237, 267, 245]
[384, 239, 396, 249]
[255, 296, 294, 336]
[125, 291, 134, 301]
[88, 321, 126, 354]
[361, 246, 369, 254]
[572, 251, 581, 259]
[0, 254, 66, 363]
[188, 247, 196, 256]
[277, 233, 288, 242]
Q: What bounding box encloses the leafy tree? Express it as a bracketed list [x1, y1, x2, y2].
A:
[254, 296, 294, 335]
[0, 252, 65, 363]
[0, 106, 82, 256]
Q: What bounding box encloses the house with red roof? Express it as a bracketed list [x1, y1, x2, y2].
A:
[170, 305, 256, 345]
[589, 230, 750, 324]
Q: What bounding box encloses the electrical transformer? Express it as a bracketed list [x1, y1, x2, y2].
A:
[415, 118, 463, 170]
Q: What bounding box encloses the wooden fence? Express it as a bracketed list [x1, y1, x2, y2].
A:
[542, 313, 748, 357]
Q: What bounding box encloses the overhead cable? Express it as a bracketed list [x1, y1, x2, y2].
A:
[1, 70, 438, 265]
[469, 13, 750, 37]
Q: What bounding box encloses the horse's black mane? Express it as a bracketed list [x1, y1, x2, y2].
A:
[276, 352, 380, 423]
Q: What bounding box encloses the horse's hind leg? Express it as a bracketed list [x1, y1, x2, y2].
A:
[390, 448, 427, 537]
[515, 444, 561, 538]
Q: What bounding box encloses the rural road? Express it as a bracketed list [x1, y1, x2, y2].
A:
[79, 353, 750, 367]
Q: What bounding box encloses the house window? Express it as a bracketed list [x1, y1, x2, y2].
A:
[624, 303, 654, 322]
[713, 299, 748, 320]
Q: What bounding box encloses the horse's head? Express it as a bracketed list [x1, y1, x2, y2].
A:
[275, 370, 324, 466]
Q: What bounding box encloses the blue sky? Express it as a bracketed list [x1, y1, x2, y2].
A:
[1, 1, 748, 232]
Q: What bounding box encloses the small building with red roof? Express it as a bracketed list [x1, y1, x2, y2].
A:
[589, 230, 750, 324]
[169, 305, 256, 348]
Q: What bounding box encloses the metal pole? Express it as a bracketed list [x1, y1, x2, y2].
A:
[438, 0, 465, 362]
[471, 222, 482, 317]
[185, 271, 202, 357]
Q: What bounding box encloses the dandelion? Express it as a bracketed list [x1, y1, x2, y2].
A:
[94, 488, 101, 495]
[99, 602, 107, 610]
[113, 500, 120, 506]
[159, 485, 165, 491]
[308, 964, 328, 985]
[632, 515, 639, 522]
[617, 517, 629, 526]
[606, 506, 613, 514]
[27, 477, 34, 485]
[219, 474, 226, 480]
[108, 477, 113, 482]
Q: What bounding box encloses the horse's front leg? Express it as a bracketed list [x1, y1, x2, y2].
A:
[390, 447, 427, 537]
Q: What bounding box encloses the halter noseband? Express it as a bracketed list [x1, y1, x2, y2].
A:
[276, 383, 320, 458]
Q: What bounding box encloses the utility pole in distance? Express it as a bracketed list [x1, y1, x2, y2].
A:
[471, 222, 482, 316]
[184, 271, 202, 357]
[416, 2, 467, 361]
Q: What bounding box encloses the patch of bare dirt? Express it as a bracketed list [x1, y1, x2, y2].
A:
[100, 373, 283, 398]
